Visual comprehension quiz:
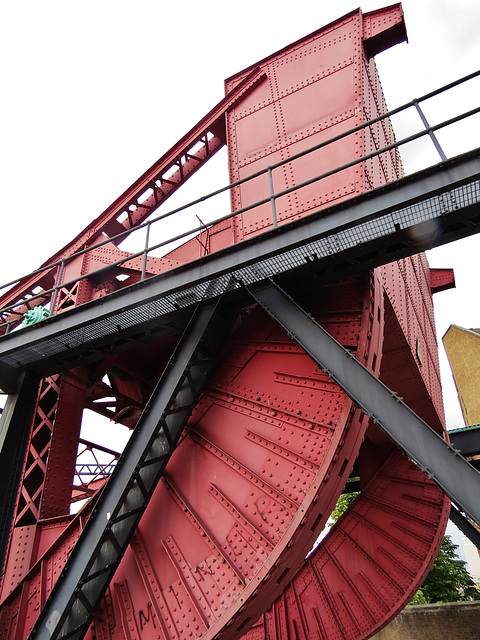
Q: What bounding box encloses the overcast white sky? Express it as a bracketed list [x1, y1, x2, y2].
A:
[1, 0, 479, 429]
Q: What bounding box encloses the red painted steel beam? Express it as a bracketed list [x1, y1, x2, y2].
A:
[0, 67, 267, 314]
[38, 370, 87, 520]
[362, 4, 407, 59]
[430, 267, 455, 294]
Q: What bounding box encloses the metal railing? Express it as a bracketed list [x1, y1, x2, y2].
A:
[1, 69, 479, 335]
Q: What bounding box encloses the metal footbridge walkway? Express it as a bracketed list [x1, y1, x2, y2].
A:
[0, 149, 479, 383]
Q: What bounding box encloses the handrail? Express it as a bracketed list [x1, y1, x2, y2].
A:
[0, 68, 479, 334]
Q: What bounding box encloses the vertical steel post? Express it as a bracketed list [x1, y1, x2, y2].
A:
[141, 222, 151, 281]
[39, 371, 87, 520]
[413, 100, 447, 161]
[0, 370, 41, 570]
[268, 168, 278, 228]
[50, 259, 66, 315]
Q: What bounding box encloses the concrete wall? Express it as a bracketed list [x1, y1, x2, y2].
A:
[372, 601, 480, 639]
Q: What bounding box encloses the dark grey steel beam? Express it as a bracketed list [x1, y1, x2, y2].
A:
[248, 281, 480, 530]
[449, 506, 480, 550]
[0, 150, 479, 383]
[28, 298, 239, 640]
[449, 426, 480, 458]
[0, 371, 40, 569]
[0, 361, 23, 394]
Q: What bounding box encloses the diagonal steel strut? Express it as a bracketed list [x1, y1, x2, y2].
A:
[0, 67, 266, 316]
[248, 280, 480, 530]
[28, 298, 239, 640]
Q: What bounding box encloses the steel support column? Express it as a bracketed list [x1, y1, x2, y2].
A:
[0, 362, 22, 395]
[248, 281, 480, 529]
[0, 371, 41, 570]
[28, 298, 238, 640]
[39, 371, 88, 519]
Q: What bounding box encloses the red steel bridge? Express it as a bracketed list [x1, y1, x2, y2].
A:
[0, 5, 480, 639]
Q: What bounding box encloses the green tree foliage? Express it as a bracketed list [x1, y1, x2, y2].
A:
[409, 589, 428, 605]
[419, 535, 480, 603]
[329, 491, 358, 525]
[329, 491, 480, 603]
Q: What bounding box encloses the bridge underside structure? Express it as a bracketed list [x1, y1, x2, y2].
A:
[0, 5, 480, 640]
